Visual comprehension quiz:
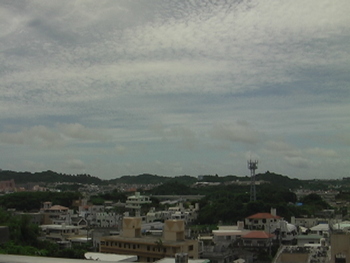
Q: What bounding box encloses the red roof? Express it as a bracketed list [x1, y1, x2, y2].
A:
[49, 205, 69, 210]
[246, 213, 281, 219]
[242, 231, 275, 239]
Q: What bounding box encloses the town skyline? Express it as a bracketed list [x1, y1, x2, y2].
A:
[1, 1, 349, 180]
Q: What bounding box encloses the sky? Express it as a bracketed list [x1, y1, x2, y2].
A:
[0, 0, 349, 180]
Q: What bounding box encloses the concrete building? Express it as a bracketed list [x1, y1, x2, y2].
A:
[245, 209, 282, 233]
[146, 203, 199, 225]
[39, 224, 85, 248]
[0, 179, 16, 192]
[273, 245, 330, 263]
[291, 216, 333, 229]
[126, 192, 152, 216]
[295, 234, 324, 246]
[330, 231, 350, 263]
[211, 222, 250, 247]
[241, 231, 274, 249]
[40, 201, 70, 224]
[100, 217, 199, 262]
[245, 208, 298, 243]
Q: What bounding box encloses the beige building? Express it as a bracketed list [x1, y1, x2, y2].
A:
[331, 231, 350, 263]
[100, 217, 199, 262]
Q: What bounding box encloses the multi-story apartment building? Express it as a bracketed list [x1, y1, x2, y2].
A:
[126, 192, 152, 216]
[146, 203, 199, 225]
[96, 212, 120, 228]
[100, 217, 199, 262]
[245, 208, 298, 243]
[245, 208, 282, 232]
[40, 202, 70, 224]
[39, 224, 84, 248]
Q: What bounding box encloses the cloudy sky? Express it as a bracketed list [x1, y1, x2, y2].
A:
[1, 0, 349, 180]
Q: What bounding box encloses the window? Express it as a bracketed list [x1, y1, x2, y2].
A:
[189, 245, 194, 251]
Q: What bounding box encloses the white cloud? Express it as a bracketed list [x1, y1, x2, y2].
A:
[306, 148, 338, 157]
[65, 159, 86, 170]
[0, 0, 349, 179]
[210, 121, 263, 144]
[0, 125, 62, 148]
[284, 156, 310, 169]
[56, 123, 110, 142]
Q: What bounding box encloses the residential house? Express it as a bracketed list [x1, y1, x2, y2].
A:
[241, 231, 274, 250]
[39, 224, 85, 248]
[40, 202, 69, 224]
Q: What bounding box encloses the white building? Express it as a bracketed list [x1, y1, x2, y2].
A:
[126, 192, 152, 216]
[39, 224, 86, 248]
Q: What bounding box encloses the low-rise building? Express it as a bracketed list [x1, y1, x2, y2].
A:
[40, 202, 70, 224]
[100, 217, 199, 262]
[241, 231, 274, 249]
[245, 209, 281, 233]
[39, 224, 85, 248]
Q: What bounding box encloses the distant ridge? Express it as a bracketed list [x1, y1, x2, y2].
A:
[0, 170, 102, 185]
[0, 169, 304, 189]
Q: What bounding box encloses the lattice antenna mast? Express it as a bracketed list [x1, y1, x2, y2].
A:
[248, 160, 258, 202]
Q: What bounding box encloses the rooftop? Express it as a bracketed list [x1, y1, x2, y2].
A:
[246, 213, 281, 219]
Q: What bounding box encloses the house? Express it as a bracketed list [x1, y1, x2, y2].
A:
[40, 202, 70, 224]
[39, 224, 85, 248]
[241, 231, 274, 249]
[146, 203, 199, 225]
[100, 217, 199, 262]
[309, 223, 330, 237]
[212, 222, 250, 247]
[245, 208, 282, 233]
[295, 234, 324, 246]
[245, 208, 297, 243]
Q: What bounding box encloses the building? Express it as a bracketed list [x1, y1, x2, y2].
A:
[39, 224, 85, 248]
[241, 231, 274, 249]
[40, 202, 70, 224]
[295, 234, 324, 246]
[0, 179, 16, 192]
[146, 203, 199, 225]
[126, 192, 152, 216]
[245, 209, 282, 233]
[273, 245, 329, 263]
[211, 222, 249, 247]
[100, 217, 199, 262]
[330, 231, 350, 263]
[245, 208, 298, 243]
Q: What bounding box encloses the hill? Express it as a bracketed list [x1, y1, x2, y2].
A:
[0, 170, 102, 185]
[0, 169, 310, 191]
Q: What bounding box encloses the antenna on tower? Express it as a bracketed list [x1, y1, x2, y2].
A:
[248, 159, 258, 202]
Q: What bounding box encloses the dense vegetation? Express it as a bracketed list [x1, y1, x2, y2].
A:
[0, 170, 102, 185]
[2, 169, 350, 192]
[0, 208, 90, 258]
[0, 191, 82, 211]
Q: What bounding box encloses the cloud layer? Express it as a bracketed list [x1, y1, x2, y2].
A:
[0, 0, 349, 179]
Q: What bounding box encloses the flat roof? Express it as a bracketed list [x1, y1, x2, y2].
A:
[0, 254, 114, 263]
[39, 224, 81, 230]
[101, 235, 198, 246]
[156, 258, 209, 263]
[85, 252, 137, 262]
[212, 230, 249, 236]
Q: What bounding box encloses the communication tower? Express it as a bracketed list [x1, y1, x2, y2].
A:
[248, 160, 258, 202]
